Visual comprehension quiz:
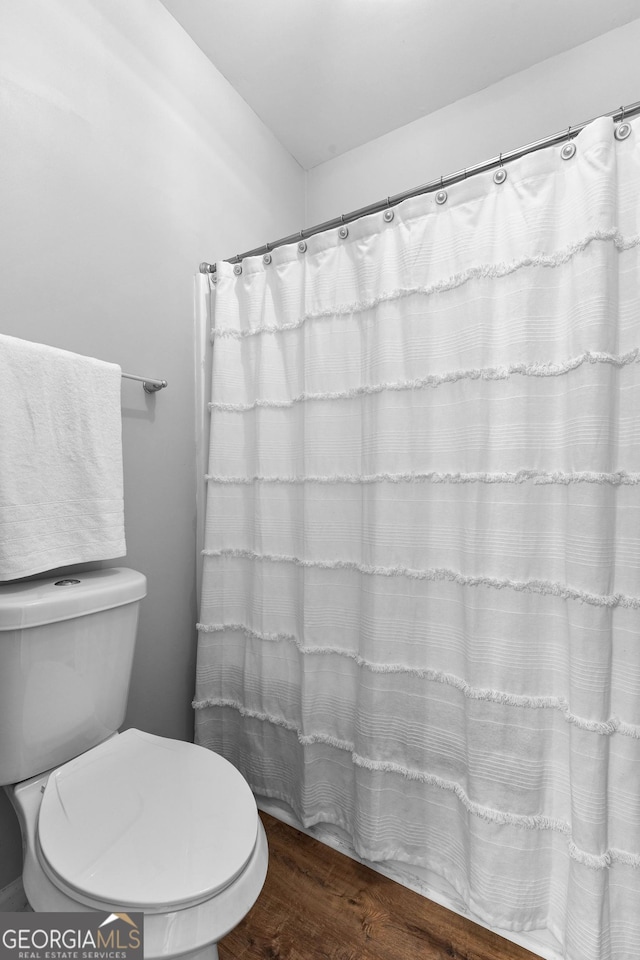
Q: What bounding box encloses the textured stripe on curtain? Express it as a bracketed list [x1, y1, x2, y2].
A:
[195, 116, 640, 960]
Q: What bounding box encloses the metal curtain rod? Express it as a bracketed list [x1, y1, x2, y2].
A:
[199, 99, 640, 275]
[121, 371, 168, 393]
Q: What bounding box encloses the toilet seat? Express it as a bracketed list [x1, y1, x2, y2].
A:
[36, 729, 259, 913]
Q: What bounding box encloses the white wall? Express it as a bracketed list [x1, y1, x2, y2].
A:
[1, 0, 637, 905]
[0, 0, 304, 892]
[306, 18, 640, 223]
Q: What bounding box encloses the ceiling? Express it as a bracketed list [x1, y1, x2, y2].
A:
[159, 0, 640, 169]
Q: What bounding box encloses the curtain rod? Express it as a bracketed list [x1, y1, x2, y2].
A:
[199, 99, 640, 276]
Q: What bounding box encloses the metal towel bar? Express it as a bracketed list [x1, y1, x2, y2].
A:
[121, 372, 167, 393]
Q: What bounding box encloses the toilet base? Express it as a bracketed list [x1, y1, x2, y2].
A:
[173, 946, 218, 960]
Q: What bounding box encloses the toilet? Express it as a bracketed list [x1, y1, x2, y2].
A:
[0, 567, 268, 960]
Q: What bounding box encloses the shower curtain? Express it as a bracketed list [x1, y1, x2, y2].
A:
[195, 116, 640, 960]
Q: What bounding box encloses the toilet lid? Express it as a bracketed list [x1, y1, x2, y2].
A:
[37, 729, 259, 912]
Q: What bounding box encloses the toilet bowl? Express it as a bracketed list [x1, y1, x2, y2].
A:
[8, 729, 268, 960]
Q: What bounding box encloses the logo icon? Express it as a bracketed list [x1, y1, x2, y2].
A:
[99, 914, 139, 931]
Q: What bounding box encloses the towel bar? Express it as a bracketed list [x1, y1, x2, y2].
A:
[121, 372, 167, 393]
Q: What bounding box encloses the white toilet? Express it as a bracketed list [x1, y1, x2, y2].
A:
[0, 567, 268, 960]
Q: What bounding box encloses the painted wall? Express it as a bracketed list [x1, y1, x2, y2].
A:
[306, 18, 640, 223]
[0, 0, 304, 892]
[1, 0, 637, 906]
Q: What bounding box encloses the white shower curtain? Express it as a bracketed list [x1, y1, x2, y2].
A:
[195, 116, 640, 960]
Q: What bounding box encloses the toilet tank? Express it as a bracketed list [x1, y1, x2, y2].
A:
[0, 567, 147, 785]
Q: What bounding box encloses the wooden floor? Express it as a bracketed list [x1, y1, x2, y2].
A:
[219, 812, 542, 960]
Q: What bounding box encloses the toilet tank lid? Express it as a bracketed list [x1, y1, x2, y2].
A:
[0, 567, 147, 630]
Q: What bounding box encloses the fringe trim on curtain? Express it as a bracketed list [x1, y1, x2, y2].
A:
[195, 621, 640, 740]
[208, 349, 640, 412]
[211, 228, 640, 341]
[201, 547, 640, 609]
[205, 469, 640, 486]
[191, 695, 640, 871]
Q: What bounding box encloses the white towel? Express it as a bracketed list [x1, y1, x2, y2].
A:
[0, 334, 126, 579]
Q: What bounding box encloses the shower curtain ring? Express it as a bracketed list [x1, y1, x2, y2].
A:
[493, 153, 507, 184]
[615, 105, 632, 140]
[561, 127, 576, 160]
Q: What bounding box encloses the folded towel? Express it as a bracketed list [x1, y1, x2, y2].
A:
[0, 334, 126, 579]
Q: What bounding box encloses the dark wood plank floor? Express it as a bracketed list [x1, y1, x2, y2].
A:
[219, 812, 543, 960]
